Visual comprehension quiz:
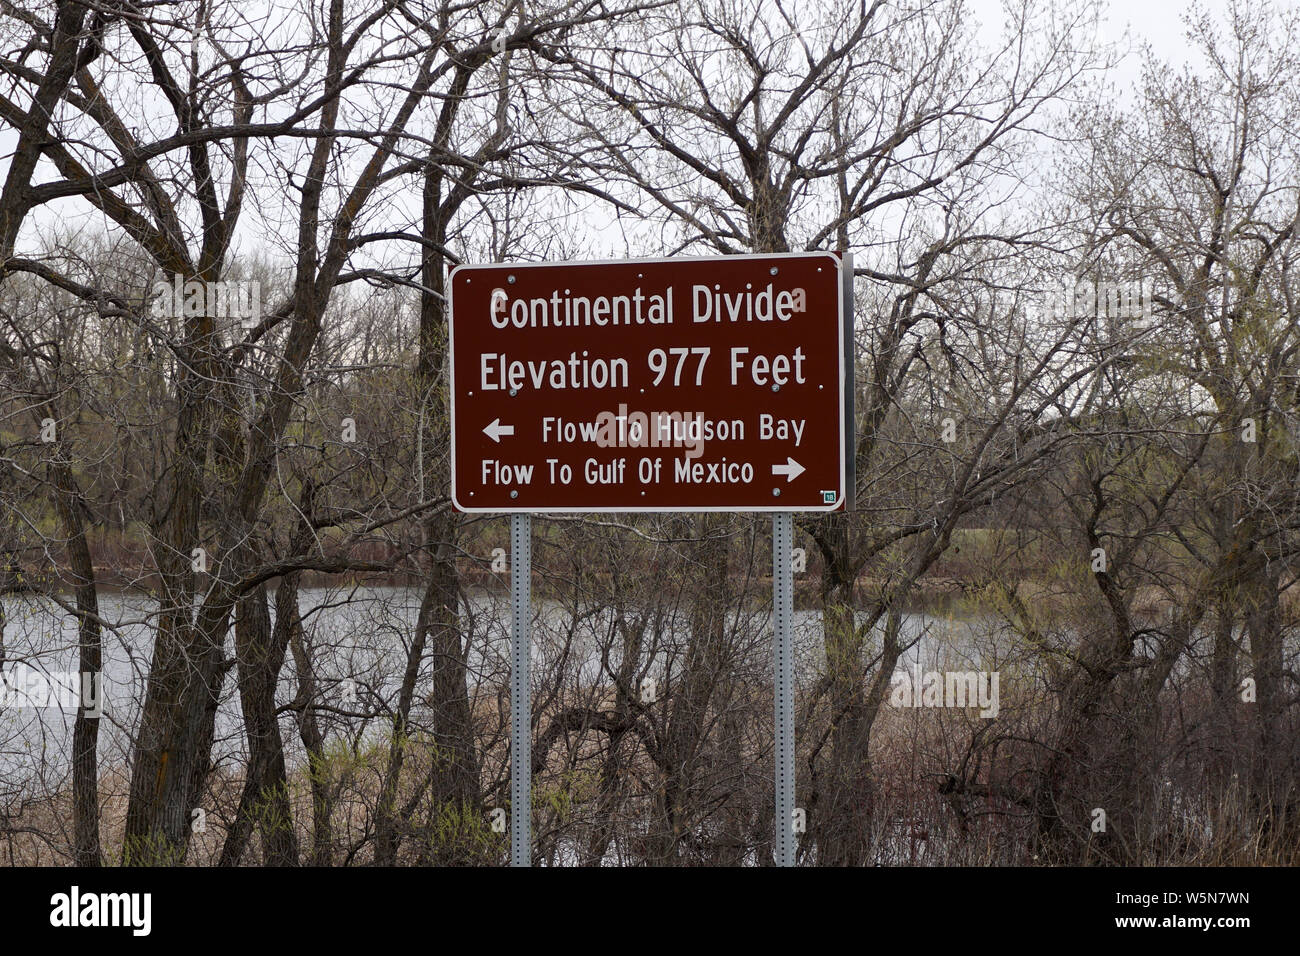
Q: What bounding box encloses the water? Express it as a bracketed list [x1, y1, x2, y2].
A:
[0, 586, 998, 794]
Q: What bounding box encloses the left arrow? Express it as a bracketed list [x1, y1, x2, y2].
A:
[483, 418, 515, 442]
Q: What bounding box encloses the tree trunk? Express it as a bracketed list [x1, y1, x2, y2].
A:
[52, 463, 102, 867]
[649, 514, 731, 864]
[219, 575, 298, 866]
[286, 582, 333, 866]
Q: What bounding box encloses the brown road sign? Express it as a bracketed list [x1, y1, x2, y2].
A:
[448, 252, 848, 512]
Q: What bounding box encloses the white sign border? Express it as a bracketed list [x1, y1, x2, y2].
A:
[448, 251, 847, 514]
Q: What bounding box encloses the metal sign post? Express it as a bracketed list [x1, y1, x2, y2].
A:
[841, 251, 855, 509]
[510, 513, 531, 867]
[773, 512, 796, 866]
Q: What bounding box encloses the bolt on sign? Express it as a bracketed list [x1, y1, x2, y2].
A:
[449, 252, 849, 512]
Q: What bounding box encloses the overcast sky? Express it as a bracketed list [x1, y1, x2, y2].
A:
[974, 0, 1293, 80]
[2, 0, 1293, 264]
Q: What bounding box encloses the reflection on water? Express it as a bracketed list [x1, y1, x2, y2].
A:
[0, 587, 995, 791]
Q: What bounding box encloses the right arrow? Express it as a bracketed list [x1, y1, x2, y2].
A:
[772, 457, 805, 482]
[483, 418, 515, 443]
